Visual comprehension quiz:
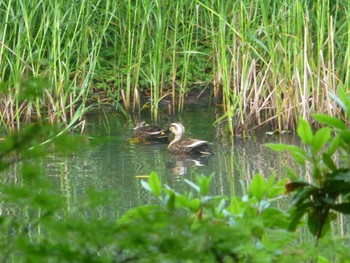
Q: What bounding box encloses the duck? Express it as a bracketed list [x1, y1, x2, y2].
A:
[167, 122, 214, 155]
[132, 121, 169, 142]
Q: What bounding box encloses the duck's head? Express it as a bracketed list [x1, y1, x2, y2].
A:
[169, 122, 185, 138]
[134, 121, 146, 130]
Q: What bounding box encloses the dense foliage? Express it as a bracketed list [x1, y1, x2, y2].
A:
[0, 0, 349, 133]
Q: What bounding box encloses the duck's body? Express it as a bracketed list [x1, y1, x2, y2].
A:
[132, 121, 169, 142]
[168, 122, 214, 155]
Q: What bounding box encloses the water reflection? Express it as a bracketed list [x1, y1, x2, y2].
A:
[40, 109, 348, 241]
[166, 154, 213, 176]
[45, 110, 304, 214]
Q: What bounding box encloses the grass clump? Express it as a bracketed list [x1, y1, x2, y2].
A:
[1, 0, 349, 135]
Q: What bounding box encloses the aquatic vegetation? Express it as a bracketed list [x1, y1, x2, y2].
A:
[0, 0, 349, 135]
[266, 88, 350, 243]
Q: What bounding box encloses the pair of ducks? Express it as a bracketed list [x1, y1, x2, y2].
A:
[133, 122, 214, 156]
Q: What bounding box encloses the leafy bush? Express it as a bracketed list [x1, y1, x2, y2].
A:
[267, 87, 350, 243]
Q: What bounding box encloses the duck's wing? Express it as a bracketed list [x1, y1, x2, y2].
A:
[183, 139, 209, 148]
[182, 139, 214, 155]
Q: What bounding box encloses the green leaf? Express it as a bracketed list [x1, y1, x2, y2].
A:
[260, 207, 289, 229]
[175, 195, 193, 209]
[189, 198, 201, 212]
[322, 153, 337, 172]
[331, 203, 350, 214]
[184, 179, 200, 193]
[291, 152, 307, 165]
[327, 169, 350, 181]
[267, 178, 288, 198]
[291, 186, 316, 207]
[265, 144, 308, 165]
[329, 90, 348, 113]
[307, 209, 320, 236]
[312, 127, 331, 153]
[297, 119, 313, 145]
[317, 256, 330, 263]
[197, 175, 213, 196]
[340, 130, 350, 144]
[249, 174, 266, 202]
[324, 170, 350, 196]
[148, 171, 162, 197]
[308, 208, 331, 238]
[327, 134, 340, 156]
[265, 143, 300, 152]
[312, 113, 346, 130]
[288, 202, 311, 231]
[118, 205, 164, 224]
[215, 198, 226, 215]
[166, 192, 176, 211]
[284, 166, 299, 180]
[266, 173, 276, 191]
[226, 196, 242, 215]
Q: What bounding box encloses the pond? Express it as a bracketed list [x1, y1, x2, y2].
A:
[46, 106, 349, 237]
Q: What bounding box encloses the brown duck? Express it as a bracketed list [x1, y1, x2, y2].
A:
[167, 122, 214, 155]
[132, 121, 169, 142]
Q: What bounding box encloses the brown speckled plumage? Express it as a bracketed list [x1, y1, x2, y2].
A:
[168, 122, 214, 155]
[132, 121, 169, 142]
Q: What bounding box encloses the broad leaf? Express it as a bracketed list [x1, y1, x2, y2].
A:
[297, 119, 313, 145]
[118, 205, 164, 224]
[291, 186, 317, 207]
[308, 208, 332, 238]
[175, 194, 193, 209]
[340, 130, 350, 144]
[260, 207, 289, 229]
[148, 171, 162, 196]
[307, 209, 321, 237]
[312, 113, 346, 130]
[317, 256, 331, 263]
[166, 192, 176, 211]
[291, 152, 307, 165]
[327, 169, 350, 181]
[322, 153, 337, 172]
[197, 175, 213, 196]
[226, 196, 242, 216]
[312, 127, 331, 154]
[327, 134, 340, 156]
[249, 174, 266, 202]
[288, 202, 311, 231]
[265, 144, 308, 164]
[331, 203, 350, 214]
[267, 178, 287, 198]
[266, 173, 276, 191]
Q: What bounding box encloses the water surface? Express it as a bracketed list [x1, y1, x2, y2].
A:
[47, 108, 301, 215]
[43, 107, 350, 238]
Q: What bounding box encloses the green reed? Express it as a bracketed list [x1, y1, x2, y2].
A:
[1, 0, 349, 134]
[203, 0, 350, 134]
[0, 0, 113, 129]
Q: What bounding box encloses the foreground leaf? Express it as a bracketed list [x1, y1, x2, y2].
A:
[297, 119, 313, 145]
[312, 113, 346, 130]
[249, 174, 266, 202]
